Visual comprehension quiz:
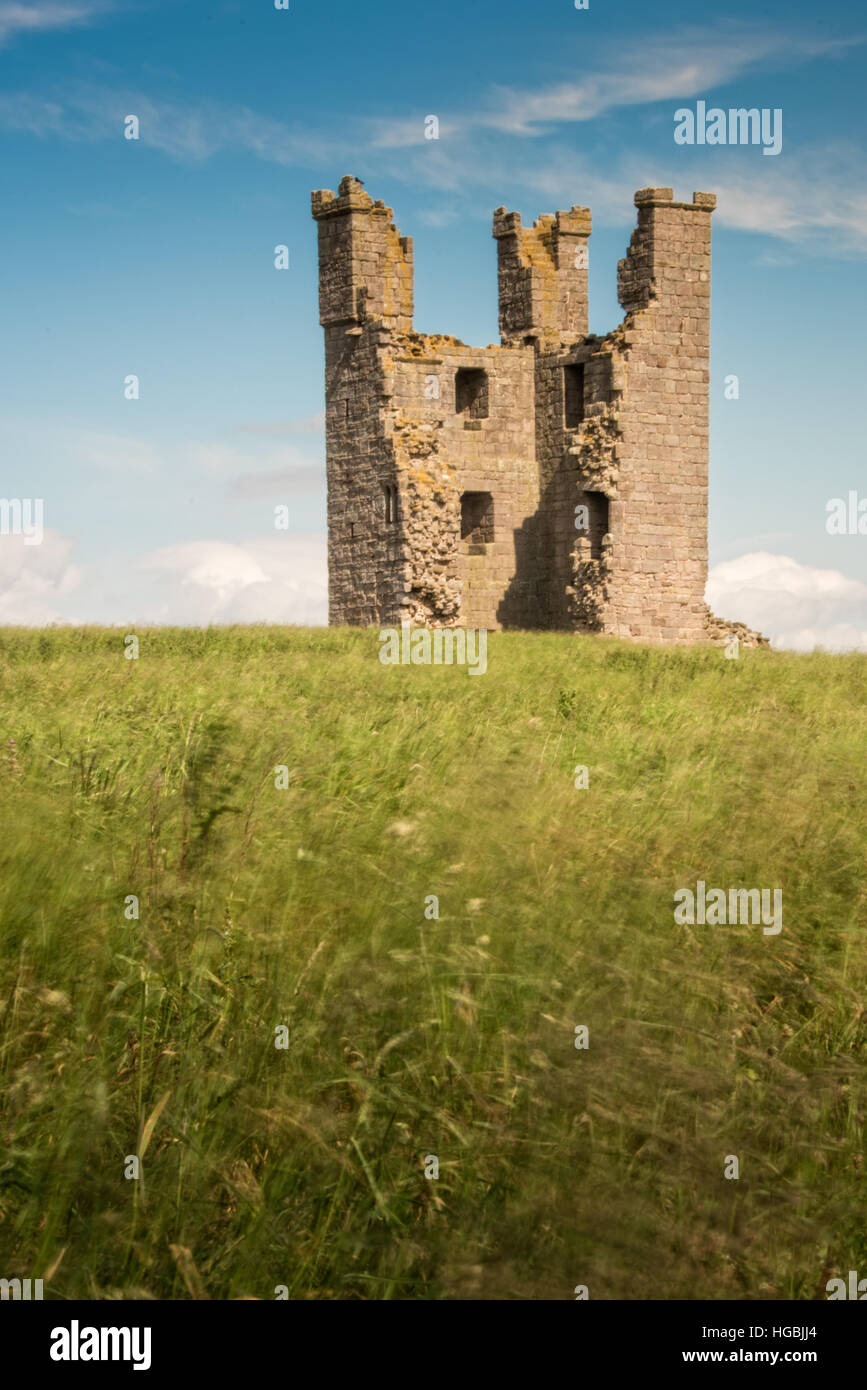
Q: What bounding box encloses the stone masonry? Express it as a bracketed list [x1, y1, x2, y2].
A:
[311, 176, 767, 645]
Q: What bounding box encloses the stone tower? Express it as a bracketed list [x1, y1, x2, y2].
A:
[312, 176, 725, 643]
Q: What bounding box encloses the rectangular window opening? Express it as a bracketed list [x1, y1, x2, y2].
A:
[460, 491, 494, 549]
[455, 368, 489, 420]
[564, 363, 585, 429]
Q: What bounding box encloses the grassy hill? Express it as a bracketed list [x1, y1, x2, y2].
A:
[0, 625, 865, 1300]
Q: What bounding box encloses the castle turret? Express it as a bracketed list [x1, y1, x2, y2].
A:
[310, 178, 416, 627]
[607, 189, 717, 642]
[617, 186, 715, 318]
[311, 176, 414, 332]
[493, 205, 591, 346]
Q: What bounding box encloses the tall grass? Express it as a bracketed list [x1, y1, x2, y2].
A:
[0, 625, 865, 1299]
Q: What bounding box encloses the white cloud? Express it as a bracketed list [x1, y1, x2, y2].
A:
[0, 529, 84, 624]
[4, 534, 867, 648]
[707, 552, 867, 651]
[0, 532, 327, 627]
[0, 3, 100, 46]
[135, 536, 327, 625]
[140, 541, 270, 604]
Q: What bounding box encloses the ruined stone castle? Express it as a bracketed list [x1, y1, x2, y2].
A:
[312, 176, 759, 644]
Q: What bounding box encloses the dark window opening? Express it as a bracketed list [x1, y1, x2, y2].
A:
[460, 491, 494, 548]
[584, 491, 609, 560]
[383, 484, 399, 525]
[455, 368, 489, 420]
[564, 363, 585, 429]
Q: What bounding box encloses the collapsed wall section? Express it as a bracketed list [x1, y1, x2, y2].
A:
[533, 335, 624, 632]
[387, 336, 539, 629]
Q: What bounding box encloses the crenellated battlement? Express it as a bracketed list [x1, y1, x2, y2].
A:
[312, 176, 414, 331]
[618, 188, 715, 314]
[493, 203, 592, 344]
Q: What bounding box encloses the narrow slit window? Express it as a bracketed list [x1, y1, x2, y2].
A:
[564, 363, 585, 429]
[383, 484, 399, 525]
[584, 491, 609, 560]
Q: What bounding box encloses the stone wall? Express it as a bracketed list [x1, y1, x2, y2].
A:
[605, 189, 716, 642]
[387, 338, 539, 629]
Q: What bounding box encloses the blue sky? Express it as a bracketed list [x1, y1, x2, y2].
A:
[0, 0, 866, 646]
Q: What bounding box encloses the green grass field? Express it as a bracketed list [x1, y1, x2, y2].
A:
[1, 625, 865, 1300]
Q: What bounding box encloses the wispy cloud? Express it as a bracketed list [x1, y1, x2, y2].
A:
[0, 419, 326, 505]
[696, 145, 867, 254]
[237, 412, 325, 436]
[1, 22, 864, 256]
[71, 427, 163, 475]
[179, 441, 324, 498]
[370, 26, 863, 145]
[229, 464, 324, 501]
[0, 83, 345, 164]
[365, 136, 867, 257]
[0, 2, 105, 47]
[6, 24, 859, 158]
